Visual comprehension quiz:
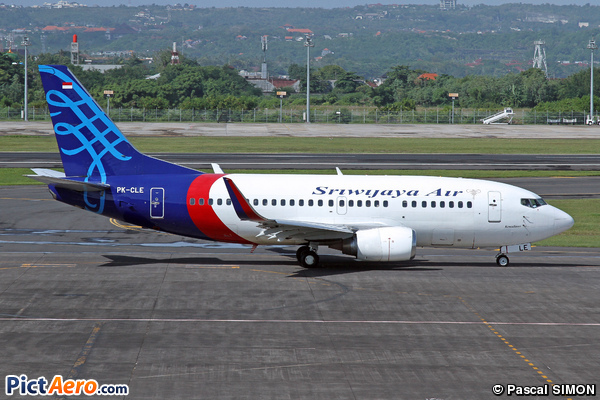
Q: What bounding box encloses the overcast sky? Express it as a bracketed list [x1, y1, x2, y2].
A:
[16, 0, 599, 7]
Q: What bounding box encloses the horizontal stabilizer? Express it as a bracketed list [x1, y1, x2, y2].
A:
[26, 168, 110, 192]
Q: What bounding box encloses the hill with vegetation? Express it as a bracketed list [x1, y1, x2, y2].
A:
[1, 4, 600, 113]
[2, 3, 600, 78]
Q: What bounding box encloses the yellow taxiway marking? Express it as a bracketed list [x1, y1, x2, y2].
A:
[20, 263, 76, 268]
[458, 296, 565, 391]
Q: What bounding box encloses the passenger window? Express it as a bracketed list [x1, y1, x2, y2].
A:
[412, 201, 417, 208]
[217, 198, 223, 206]
[349, 200, 354, 207]
[357, 200, 362, 207]
[318, 200, 323, 207]
[366, 200, 371, 207]
[431, 201, 436, 208]
[402, 200, 408, 208]
[253, 199, 259, 206]
[329, 200, 334, 207]
[199, 198, 205, 206]
[422, 201, 427, 208]
[339, 200, 345, 207]
[208, 198, 213, 206]
[374, 200, 380, 207]
[458, 201, 463, 208]
[383, 200, 388, 207]
[467, 201, 472, 208]
[272, 199, 277, 206]
[449, 201, 454, 208]
[263, 199, 268, 206]
[189, 198, 195, 206]
[226, 199, 231, 206]
[299, 199, 304, 206]
[281, 199, 286, 206]
[440, 201, 445, 208]
[290, 199, 295, 206]
[308, 199, 314, 206]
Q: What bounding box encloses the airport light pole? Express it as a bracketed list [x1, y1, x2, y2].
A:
[588, 38, 597, 124]
[22, 36, 31, 121]
[104, 90, 114, 117]
[304, 34, 314, 123]
[277, 91, 286, 123]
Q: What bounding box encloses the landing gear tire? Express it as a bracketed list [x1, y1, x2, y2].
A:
[300, 250, 320, 268]
[296, 246, 310, 262]
[496, 254, 509, 267]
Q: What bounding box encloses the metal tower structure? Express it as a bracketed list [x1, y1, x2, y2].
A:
[170, 42, 180, 65]
[70, 34, 79, 65]
[40, 33, 47, 53]
[261, 35, 268, 79]
[533, 40, 547, 77]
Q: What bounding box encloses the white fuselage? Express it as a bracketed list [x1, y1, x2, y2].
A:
[199, 174, 573, 248]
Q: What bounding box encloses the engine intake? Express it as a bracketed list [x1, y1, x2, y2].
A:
[340, 226, 416, 262]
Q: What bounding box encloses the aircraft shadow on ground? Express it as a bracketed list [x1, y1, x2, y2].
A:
[99, 254, 299, 268]
[100, 253, 579, 271]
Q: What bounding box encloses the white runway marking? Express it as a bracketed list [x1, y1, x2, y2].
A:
[1, 317, 599, 326]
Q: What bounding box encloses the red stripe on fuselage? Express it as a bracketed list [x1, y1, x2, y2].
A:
[186, 174, 253, 244]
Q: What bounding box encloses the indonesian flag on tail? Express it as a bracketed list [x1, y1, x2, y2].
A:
[62, 82, 73, 89]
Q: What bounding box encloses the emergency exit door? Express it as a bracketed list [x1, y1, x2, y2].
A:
[488, 191, 502, 223]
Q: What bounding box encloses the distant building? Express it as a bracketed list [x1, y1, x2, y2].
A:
[81, 64, 123, 73]
[417, 73, 438, 81]
[42, 1, 87, 8]
[286, 28, 313, 35]
[242, 75, 301, 94]
[440, 0, 456, 10]
[321, 48, 334, 57]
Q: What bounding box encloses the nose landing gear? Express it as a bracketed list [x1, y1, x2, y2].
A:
[496, 253, 509, 267]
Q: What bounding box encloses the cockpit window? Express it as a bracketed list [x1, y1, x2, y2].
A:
[521, 198, 547, 208]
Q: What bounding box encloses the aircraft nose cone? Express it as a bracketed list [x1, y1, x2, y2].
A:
[554, 208, 574, 235]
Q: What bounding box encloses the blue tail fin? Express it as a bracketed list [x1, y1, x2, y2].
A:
[39, 65, 198, 181]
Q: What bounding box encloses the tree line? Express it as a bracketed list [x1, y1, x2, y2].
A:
[1, 51, 599, 113]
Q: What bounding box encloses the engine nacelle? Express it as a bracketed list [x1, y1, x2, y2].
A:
[340, 226, 417, 262]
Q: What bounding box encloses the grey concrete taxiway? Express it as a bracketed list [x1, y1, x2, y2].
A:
[1, 186, 599, 399]
[3, 120, 600, 139]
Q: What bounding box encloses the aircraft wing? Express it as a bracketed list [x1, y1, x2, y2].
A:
[223, 177, 354, 241]
[26, 168, 110, 192]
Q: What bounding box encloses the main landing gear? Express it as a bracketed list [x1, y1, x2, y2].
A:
[296, 245, 320, 268]
[495, 253, 510, 267]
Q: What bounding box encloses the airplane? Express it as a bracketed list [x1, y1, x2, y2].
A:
[29, 65, 574, 268]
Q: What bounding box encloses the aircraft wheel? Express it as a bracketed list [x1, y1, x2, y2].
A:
[496, 254, 509, 267]
[296, 246, 310, 262]
[300, 250, 320, 268]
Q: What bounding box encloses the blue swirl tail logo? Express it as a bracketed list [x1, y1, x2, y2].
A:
[39, 65, 133, 214]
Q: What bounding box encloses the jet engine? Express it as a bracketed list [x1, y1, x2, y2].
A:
[339, 226, 417, 262]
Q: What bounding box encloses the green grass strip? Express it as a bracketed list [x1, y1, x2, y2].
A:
[537, 199, 600, 248]
[2, 136, 600, 154]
